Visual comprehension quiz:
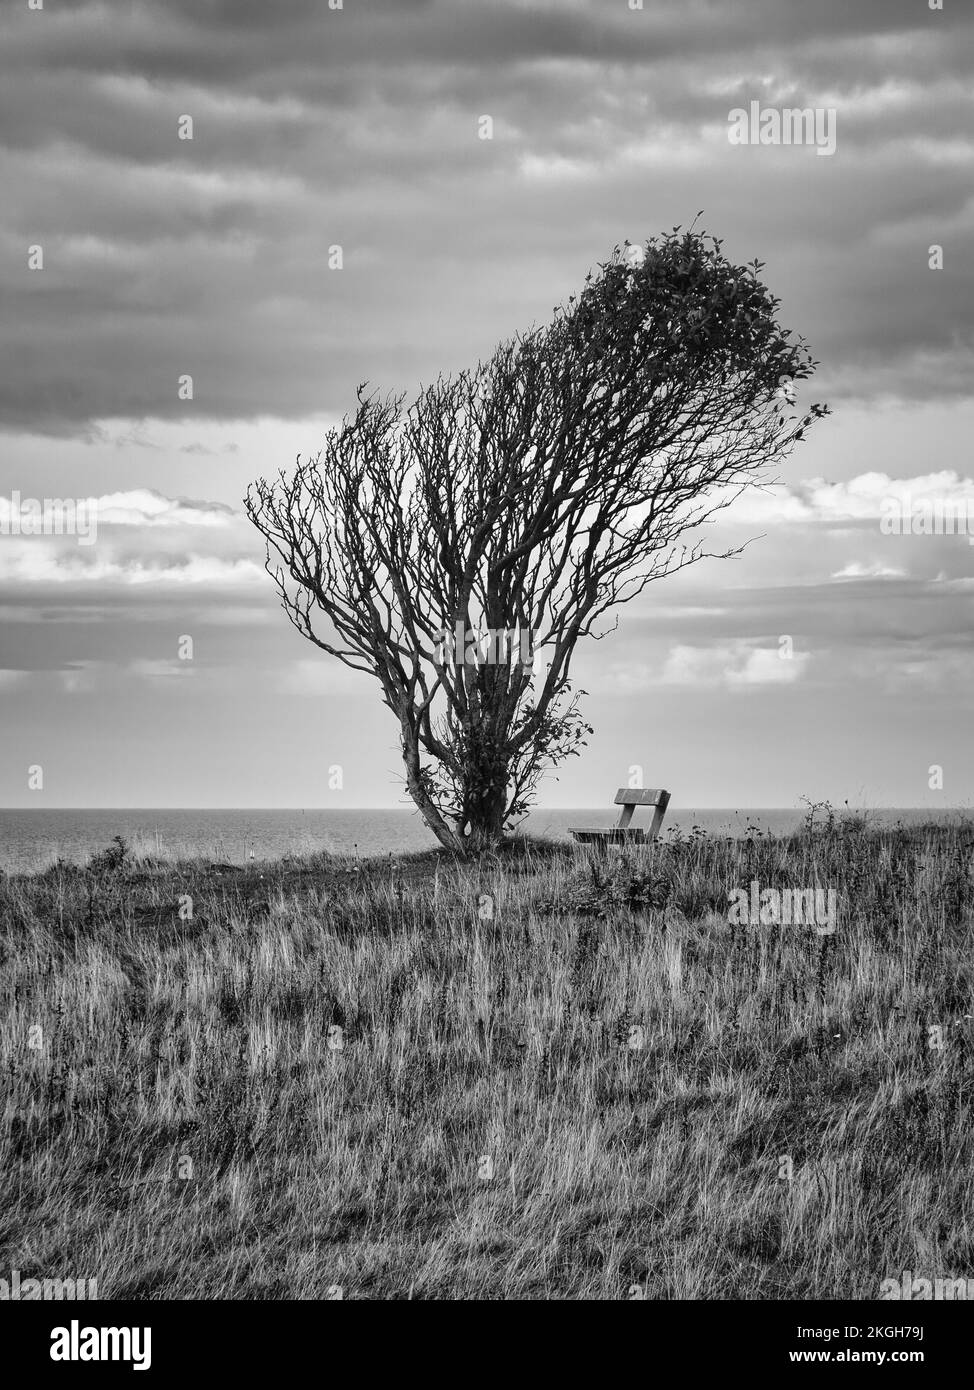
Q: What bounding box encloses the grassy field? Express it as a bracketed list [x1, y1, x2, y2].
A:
[1, 813, 973, 1300]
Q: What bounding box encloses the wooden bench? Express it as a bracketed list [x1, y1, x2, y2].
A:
[570, 788, 671, 846]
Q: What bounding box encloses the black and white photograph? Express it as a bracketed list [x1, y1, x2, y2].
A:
[1, 0, 972, 1352]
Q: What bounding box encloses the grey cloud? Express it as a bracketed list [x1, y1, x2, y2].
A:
[1, 0, 971, 433]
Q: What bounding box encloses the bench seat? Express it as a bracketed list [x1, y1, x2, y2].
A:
[569, 826, 651, 844]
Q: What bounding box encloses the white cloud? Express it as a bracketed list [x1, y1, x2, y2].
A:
[127, 658, 192, 681]
[660, 642, 810, 688]
[92, 490, 237, 528]
[0, 488, 235, 532]
[594, 641, 811, 692]
[0, 546, 265, 587]
[725, 471, 974, 528]
[726, 646, 811, 686]
[517, 152, 591, 182]
[831, 561, 907, 580]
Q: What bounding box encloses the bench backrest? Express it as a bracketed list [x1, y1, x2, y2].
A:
[614, 789, 668, 806]
[612, 787, 670, 833]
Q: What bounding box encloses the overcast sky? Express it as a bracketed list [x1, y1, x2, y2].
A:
[1, 0, 972, 810]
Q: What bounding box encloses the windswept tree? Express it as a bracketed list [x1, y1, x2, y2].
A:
[247, 225, 829, 852]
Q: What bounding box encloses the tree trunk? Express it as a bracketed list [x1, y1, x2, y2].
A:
[461, 733, 510, 851]
[464, 786, 508, 851]
[399, 711, 511, 855]
[400, 721, 464, 852]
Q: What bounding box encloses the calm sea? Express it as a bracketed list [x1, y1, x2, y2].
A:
[0, 807, 969, 875]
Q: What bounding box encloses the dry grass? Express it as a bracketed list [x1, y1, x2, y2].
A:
[1, 816, 973, 1299]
